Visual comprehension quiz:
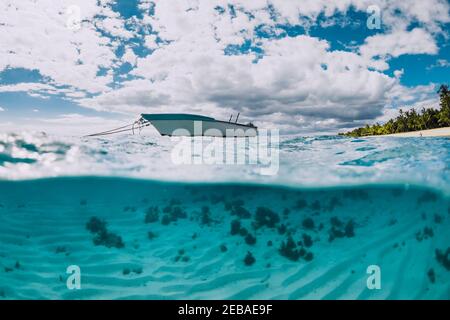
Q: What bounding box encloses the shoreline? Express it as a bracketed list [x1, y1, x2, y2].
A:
[366, 127, 450, 138]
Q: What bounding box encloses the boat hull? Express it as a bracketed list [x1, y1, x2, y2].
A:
[148, 119, 258, 137]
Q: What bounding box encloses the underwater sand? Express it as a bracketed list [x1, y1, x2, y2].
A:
[0, 177, 449, 300]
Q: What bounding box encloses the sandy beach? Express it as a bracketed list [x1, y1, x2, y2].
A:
[371, 127, 450, 138]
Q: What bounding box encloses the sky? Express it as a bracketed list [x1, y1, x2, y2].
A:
[0, 0, 449, 135]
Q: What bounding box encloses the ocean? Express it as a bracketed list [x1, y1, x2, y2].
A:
[0, 132, 449, 299]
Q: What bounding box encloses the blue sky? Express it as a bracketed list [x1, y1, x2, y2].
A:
[0, 0, 449, 134]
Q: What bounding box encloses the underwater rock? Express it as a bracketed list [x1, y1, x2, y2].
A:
[329, 227, 345, 242]
[93, 230, 125, 249]
[145, 206, 160, 223]
[191, 232, 197, 239]
[330, 216, 343, 228]
[304, 251, 314, 262]
[244, 251, 255, 266]
[220, 244, 228, 252]
[267, 240, 273, 247]
[86, 217, 107, 234]
[278, 224, 287, 235]
[175, 249, 190, 263]
[55, 246, 67, 254]
[80, 199, 87, 206]
[416, 227, 434, 241]
[148, 231, 157, 240]
[344, 220, 355, 238]
[388, 218, 398, 226]
[239, 227, 249, 237]
[161, 214, 171, 225]
[283, 208, 290, 216]
[172, 206, 187, 219]
[427, 268, 436, 283]
[328, 217, 355, 242]
[279, 236, 301, 261]
[232, 206, 251, 219]
[86, 216, 124, 248]
[160, 205, 188, 225]
[15, 261, 20, 269]
[302, 217, 315, 230]
[245, 233, 256, 245]
[122, 268, 131, 275]
[230, 219, 242, 235]
[435, 247, 450, 270]
[133, 267, 143, 274]
[123, 267, 143, 275]
[4, 267, 13, 273]
[254, 207, 280, 229]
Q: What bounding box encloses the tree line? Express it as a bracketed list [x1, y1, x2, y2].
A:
[340, 84, 450, 137]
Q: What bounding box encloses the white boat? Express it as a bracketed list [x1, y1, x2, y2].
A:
[140, 113, 258, 137]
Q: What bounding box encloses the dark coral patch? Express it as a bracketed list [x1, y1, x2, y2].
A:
[145, 206, 160, 223]
[86, 217, 124, 249]
[278, 224, 287, 235]
[302, 233, 313, 248]
[294, 199, 308, 210]
[254, 207, 280, 229]
[86, 217, 107, 234]
[244, 251, 255, 266]
[245, 233, 256, 245]
[435, 248, 450, 270]
[302, 217, 315, 230]
[328, 217, 355, 242]
[93, 230, 124, 249]
[230, 219, 242, 235]
[427, 268, 435, 283]
[200, 206, 213, 225]
[279, 236, 301, 261]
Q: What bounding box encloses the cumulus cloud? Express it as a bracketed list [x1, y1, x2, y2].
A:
[1, 0, 449, 133]
[360, 28, 439, 64]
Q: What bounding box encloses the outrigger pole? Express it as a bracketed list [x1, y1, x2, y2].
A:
[84, 117, 150, 137]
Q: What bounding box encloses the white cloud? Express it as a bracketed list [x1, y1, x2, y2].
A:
[1, 0, 449, 133]
[0, 107, 5, 112]
[0, 0, 120, 93]
[122, 48, 137, 66]
[144, 34, 159, 49]
[0, 113, 131, 135]
[360, 28, 439, 65]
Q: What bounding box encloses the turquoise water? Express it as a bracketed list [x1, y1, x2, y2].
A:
[0, 132, 449, 299]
